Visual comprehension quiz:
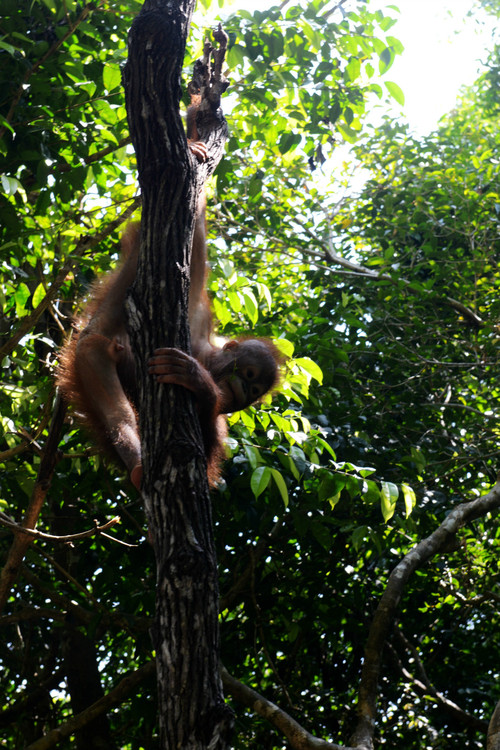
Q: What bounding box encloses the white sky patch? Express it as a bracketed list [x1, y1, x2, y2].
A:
[369, 0, 493, 133]
[216, 0, 495, 133]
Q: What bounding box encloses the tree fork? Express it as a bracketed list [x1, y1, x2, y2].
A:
[123, 2, 232, 748]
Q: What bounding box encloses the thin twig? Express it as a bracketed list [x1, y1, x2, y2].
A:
[0, 512, 123, 543]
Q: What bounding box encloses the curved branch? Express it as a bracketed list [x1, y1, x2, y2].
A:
[221, 665, 354, 750]
[389, 630, 487, 732]
[217, 205, 483, 328]
[56, 136, 132, 173]
[323, 244, 484, 328]
[0, 512, 123, 543]
[350, 480, 500, 749]
[24, 662, 156, 750]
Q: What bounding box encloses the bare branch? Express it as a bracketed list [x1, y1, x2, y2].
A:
[24, 662, 156, 750]
[389, 630, 487, 732]
[350, 481, 500, 749]
[324, 235, 484, 328]
[0, 512, 123, 544]
[56, 135, 132, 173]
[221, 665, 354, 750]
[0, 393, 67, 613]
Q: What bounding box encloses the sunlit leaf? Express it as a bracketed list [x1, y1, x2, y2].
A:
[401, 483, 417, 517]
[385, 80, 405, 106]
[380, 481, 399, 522]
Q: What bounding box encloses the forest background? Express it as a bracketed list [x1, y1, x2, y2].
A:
[0, 0, 499, 748]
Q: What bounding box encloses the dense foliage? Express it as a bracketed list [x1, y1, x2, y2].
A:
[0, 1, 499, 748]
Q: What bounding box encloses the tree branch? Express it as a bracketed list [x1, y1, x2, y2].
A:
[221, 665, 354, 750]
[323, 229, 484, 328]
[0, 393, 67, 613]
[0, 512, 124, 544]
[350, 480, 500, 749]
[24, 662, 156, 750]
[389, 630, 487, 732]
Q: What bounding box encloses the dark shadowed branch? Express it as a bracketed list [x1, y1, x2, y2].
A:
[351, 481, 500, 749]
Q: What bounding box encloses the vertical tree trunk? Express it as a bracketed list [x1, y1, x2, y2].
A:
[62, 624, 116, 750]
[123, 2, 232, 748]
[488, 700, 500, 750]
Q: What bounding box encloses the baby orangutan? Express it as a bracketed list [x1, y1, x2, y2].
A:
[57, 184, 281, 489]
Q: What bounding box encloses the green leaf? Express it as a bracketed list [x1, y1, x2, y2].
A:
[352, 525, 368, 551]
[362, 480, 381, 504]
[380, 481, 399, 522]
[1, 175, 20, 195]
[0, 39, 17, 56]
[270, 468, 289, 507]
[244, 443, 261, 468]
[250, 466, 271, 498]
[103, 63, 121, 92]
[316, 437, 336, 460]
[294, 357, 323, 384]
[278, 132, 301, 155]
[385, 81, 405, 106]
[32, 283, 45, 309]
[319, 473, 345, 504]
[228, 290, 242, 313]
[212, 298, 231, 327]
[15, 283, 30, 317]
[410, 447, 426, 472]
[379, 47, 393, 74]
[401, 484, 416, 517]
[275, 338, 294, 358]
[344, 58, 361, 83]
[242, 290, 258, 324]
[337, 122, 359, 144]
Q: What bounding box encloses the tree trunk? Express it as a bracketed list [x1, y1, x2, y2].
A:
[123, 2, 232, 748]
[488, 700, 500, 750]
[62, 623, 116, 750]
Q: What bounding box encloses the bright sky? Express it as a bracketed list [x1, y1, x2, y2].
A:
[369, 0, 493, 133]
[218, 0, 494, 133]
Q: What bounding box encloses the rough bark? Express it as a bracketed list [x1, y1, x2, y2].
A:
[123, 2, 232, 748]
[488, 700, 500, 750]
